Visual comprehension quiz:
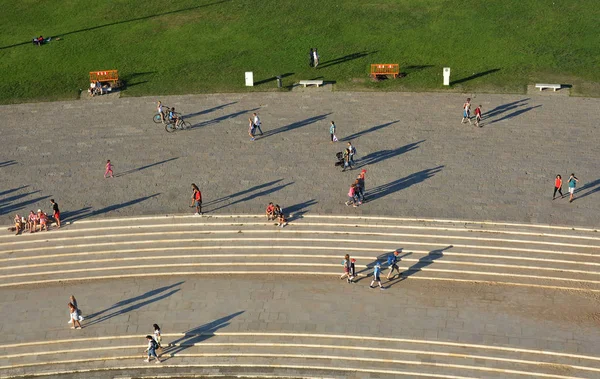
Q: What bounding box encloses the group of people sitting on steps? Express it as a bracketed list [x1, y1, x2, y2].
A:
[265, 202, 287, 227]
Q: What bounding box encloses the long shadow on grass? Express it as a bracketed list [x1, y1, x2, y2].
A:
[488, 105, 542, 124]
[317, 51, 378, 69]
[163, 311, 244, 359]
[184, 102, 237, 119]
[0, 0, 231, 50]
[366, 166, 443, 202]
[191, 108, 260, 129]
[260, 113, 332, 139]
[207, 180, 294, 213]
[340, 121, 399, 142]
[115, 157, 178, 177]
[450, 69, 500, 86]
[254, 73, 294, 86]
[355, 140, 424, 169]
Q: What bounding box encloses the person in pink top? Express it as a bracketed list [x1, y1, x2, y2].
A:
[474, 105, 482, 127]
[104, 160, 114, 178]
[345, 184, 357, 207]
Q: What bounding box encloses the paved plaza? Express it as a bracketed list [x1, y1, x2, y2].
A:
[1, 90, 599, 226]
[1, 90, 600, 378]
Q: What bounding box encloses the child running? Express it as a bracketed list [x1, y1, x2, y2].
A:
[104, 160, 114, 178]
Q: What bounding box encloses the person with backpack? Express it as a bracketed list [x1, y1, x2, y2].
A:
[190, 183, 202, 215]
[144, 335, 161, 363]
[386, 250, 401, 280]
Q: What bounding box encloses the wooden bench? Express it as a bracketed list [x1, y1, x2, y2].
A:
[371, 64, 400, 79]
[299, 80, 323, 87]
[535, 83, 561, 91]
[89, 70, 121, 88]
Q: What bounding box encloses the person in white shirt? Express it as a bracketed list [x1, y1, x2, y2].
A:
[253, 113, 263, 135]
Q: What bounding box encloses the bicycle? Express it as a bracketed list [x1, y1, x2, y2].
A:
[153, 106, 171, 124]
[165, 114, 191, 132]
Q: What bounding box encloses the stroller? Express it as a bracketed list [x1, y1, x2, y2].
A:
[335, 152, 345, 168]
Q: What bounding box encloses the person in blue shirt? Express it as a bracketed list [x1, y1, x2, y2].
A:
[386, 250, 401, 280]
[568, 173, 579, 203]
[370, 261, 385, 289]
[168, 107, 180, 126]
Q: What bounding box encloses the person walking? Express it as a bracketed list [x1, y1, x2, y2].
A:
[386, 250, 401, 280]
[349, 258, 356, 283]
[340, 254, 351, 282]
[553, 175, 564, 200]
[329, 121, 336, 143]
[190, 183, 202, 215]
[347, 142, 356, 166]
[461, 98, 472, 125]
[68, 302, 83, 329]
[357, 169, 366, 203]
[568, 173, 579, 203]
[313, 48, 319, 67]
[253, 113, 263, 136]
[370, 261, 385, 289]
[50, 199, 61, 228]
[474, 105, 482, 127]
[153, 324, 162, 349]
[68, 295, 79, 323]
[309, 48, 314, 67]
[144, 335, 161, 363]
[345, 184, 357, 207]
[104, 160, 114, 178]
[248, 117, 256, 141]
[342, 147, 353, 172]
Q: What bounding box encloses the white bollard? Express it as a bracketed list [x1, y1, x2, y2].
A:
[245, 72, 254, 87]
[443, 67, 451, 86]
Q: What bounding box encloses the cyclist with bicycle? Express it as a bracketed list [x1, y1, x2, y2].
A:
[167, 107, 180, 126]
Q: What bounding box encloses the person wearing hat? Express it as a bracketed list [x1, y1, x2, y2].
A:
[386, 250, 401, 280]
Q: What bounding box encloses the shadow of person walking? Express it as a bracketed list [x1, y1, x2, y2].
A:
[366, 166, 444, 202]
[386, 245, 453, 288]
[162, 311, 245, 359]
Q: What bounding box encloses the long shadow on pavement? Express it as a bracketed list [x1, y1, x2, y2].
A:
[259, 113, 332, 139]
[574, 178, 600, 201]
[356, 140, 424, 168]
[85, 281, 184, 326]
[482, 99, 530, 120]
[340, 121, 399, 142]
[191, 108, 260, 129]
[366, 166, 444, 202]
[63, 193, 161, 222]
[184, 102, 237, 119]
[488, 105, 542, 125]
[285, 199, 318, 221]
[208, 182, 294, 213]
[203, 180, 283, 208]
[385, 245, 453, 288]
[0, 188, 51, 217]
[115, 158, 179, 177]
[0, 160, 17, 168]
[162, 311, 245, 358]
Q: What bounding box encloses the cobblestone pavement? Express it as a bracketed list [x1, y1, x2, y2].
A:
[1, 91, 599, 227]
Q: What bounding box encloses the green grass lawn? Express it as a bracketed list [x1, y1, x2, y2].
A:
[1, 0, 599, 103]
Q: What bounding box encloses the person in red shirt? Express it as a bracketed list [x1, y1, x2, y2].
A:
[190, 183, 202, 215]
[266, 202, 275, 221]
[474, 105, 482, 127]
[553, 175, 563, 200]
